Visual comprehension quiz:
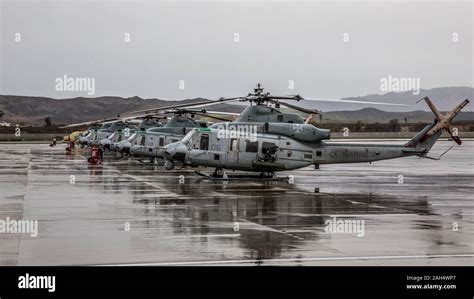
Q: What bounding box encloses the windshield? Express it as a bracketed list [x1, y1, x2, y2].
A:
[181, 129, 197, 146]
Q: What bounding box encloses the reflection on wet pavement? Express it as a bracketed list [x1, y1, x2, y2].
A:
[0, 141, 473, 265]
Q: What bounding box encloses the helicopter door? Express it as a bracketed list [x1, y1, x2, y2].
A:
[189, 133, 213, 166]
[238, 139, 259, 168]
[227, 138, 239, 165]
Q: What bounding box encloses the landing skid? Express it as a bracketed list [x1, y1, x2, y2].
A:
[194, 170, 289, 181]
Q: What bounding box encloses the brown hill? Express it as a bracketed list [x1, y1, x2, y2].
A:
[0, 95, 216, 125]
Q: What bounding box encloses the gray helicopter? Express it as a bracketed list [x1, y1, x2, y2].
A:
[129, 108, 239, 163]
[76, 125, 100, 147]
[127, 83, 405, 164]
[160, 96, 469, 179]
[62, 118, 122, 147]
[98, 121, 141, 150]
[113, 117, 163, 155]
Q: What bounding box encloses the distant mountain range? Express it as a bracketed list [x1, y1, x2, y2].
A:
[296, 86, 473, 112]
[0, 96, 211, 125]
[0, 86, 472, 125]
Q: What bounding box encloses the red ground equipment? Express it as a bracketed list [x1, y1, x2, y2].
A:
[87, 146, 102, 165]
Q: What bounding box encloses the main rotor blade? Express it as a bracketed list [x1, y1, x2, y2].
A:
[158, 108, 207, 115]
[128, 99, 211, 115]
[193, 112, 230, 122]
[300, 97, 410, 107]
[129, 97, 242, 115]
[114, 112, 167, 123]
[59, 117, 120, 129]
[270, 95, 303, 101]
[124, 119, 143, 125]
[60, 111, 166, 129]
[175, 108, 239, 121]
[201, 110, 241, 116]
[178, 97, 244, 109]
[270, 99, 319, 114]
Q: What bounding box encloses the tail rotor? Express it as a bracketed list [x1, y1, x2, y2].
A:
[419, 97, 470, 145]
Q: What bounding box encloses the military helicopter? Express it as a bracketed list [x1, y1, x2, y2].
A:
[160, 96, 469, 179]
[129, 108, 239, 164]
[76, 124, 101, 147]
[128, 83, 406, 164]
[98, 120, 141, 150]
[62, 119, 118, 147]
[113, 117, 163, 155]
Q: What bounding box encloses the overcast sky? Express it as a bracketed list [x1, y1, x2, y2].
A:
[1, 0, 473, 100]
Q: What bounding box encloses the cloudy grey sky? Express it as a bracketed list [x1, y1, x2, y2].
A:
[1, 0, 473, 100]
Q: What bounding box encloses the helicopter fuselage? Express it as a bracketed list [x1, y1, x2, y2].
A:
[163, 122, 441, 173]
[129, 116, 207, 158]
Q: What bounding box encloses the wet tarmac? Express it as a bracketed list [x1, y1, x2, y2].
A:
[0, 141, 473, 266]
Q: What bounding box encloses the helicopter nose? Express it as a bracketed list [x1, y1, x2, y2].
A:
[163, 142, 186, 161]
[162, 143, 176, 160]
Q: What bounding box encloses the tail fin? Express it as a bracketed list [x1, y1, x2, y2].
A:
[406, 97, 469, 151]
[405, 120, 440, 151]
